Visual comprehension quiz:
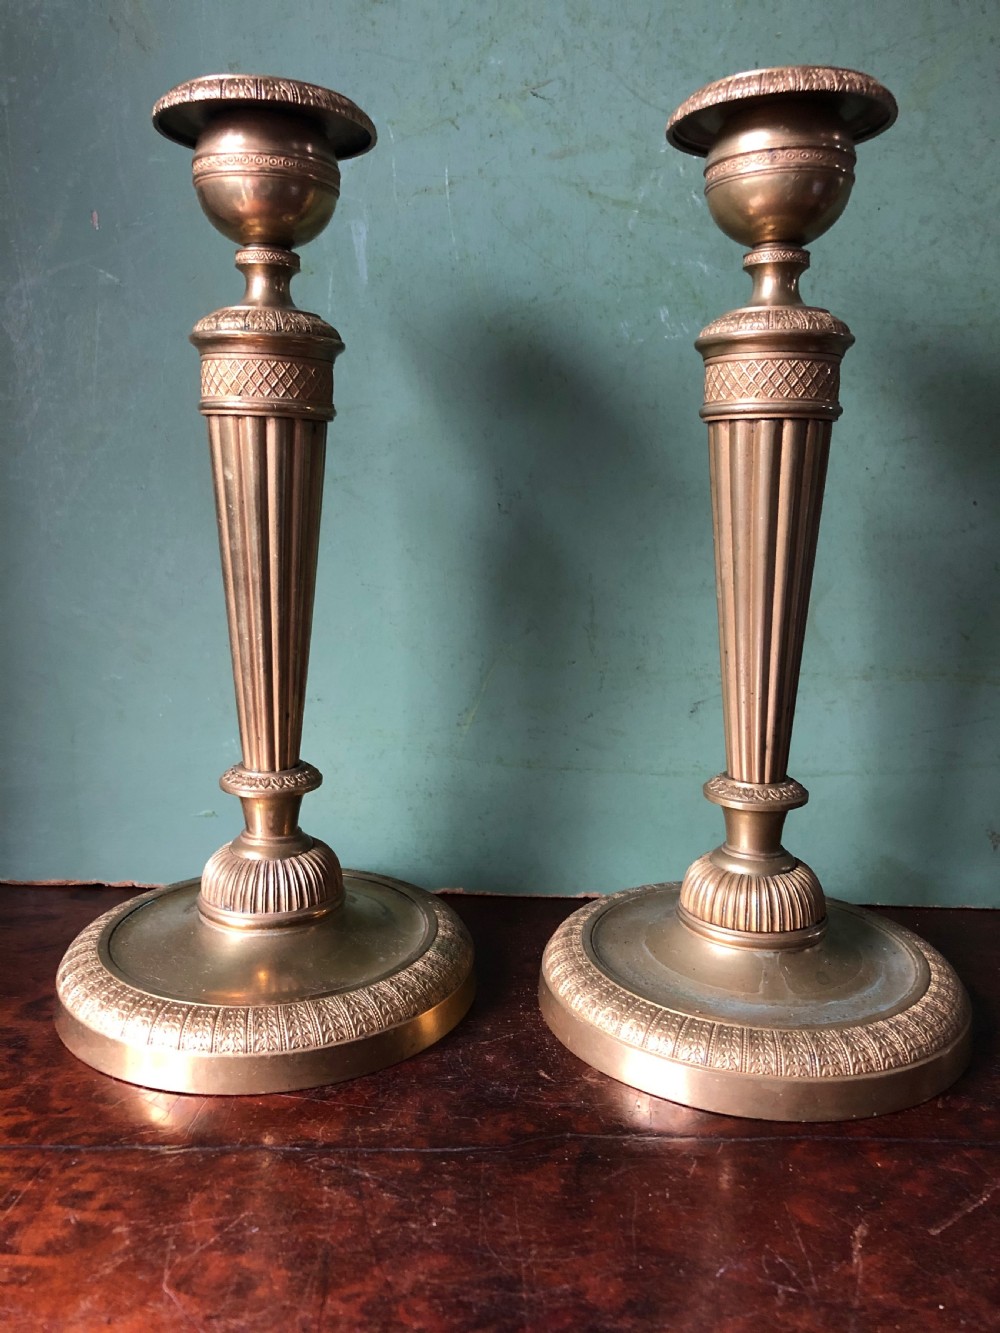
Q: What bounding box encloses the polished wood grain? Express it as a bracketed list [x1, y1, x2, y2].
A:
[0, 887, 997, 1331]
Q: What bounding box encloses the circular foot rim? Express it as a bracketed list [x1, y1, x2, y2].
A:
[539, 884, 970, 1122]
[56, 871, 475, 1094]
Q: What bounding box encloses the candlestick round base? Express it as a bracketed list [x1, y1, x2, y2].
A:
[56, 872, 474, 1094]
[539, 884, 970, 1121]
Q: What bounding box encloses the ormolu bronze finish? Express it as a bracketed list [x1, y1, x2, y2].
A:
[54, 76, 474, 1093]
[539, 67, 971, 1121]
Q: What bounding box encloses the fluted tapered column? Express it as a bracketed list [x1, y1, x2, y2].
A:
[209, 410, 326, 775]
[679, 246, 849, 939]
[711, 412, 830, 787]
[193, 245, 344, 927]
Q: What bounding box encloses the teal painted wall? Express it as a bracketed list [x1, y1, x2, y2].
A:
[0, 0, 997, 902]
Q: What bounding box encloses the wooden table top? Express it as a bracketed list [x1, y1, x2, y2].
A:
[0, 886, 997, 1331]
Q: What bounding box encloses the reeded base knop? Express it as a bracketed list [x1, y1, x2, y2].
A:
[540, 884, 970, 1121]
[56, 872, 474, 1094]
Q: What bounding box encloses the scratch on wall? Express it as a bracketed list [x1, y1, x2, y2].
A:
[385, 122, 399, 206]
[459, 653, 505, 739]
[444, 166, 458, 261]
[349, 219, 368, 286]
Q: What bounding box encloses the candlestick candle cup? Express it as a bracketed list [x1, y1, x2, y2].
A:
[55, 76, 474, 1094]
[539, 67, 970, 1121]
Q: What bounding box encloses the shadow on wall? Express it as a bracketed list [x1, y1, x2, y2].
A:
[863, 344, 1000, 904]
[407, 302, 697, 893]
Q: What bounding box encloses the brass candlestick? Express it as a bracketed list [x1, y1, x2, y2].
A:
[539, 67, 971, 1120]
[55, 75, 474, 1094]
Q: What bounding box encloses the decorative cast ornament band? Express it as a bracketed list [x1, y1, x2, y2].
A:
[152, 74, 377, 158]
[705, 146, 854, 188]
[220, 763, 322, 796]
[666, 65, 898, 155]
[543, 891, 969, 1080]
[199, 356, 334, 414]
[194, 152, 342, 194]
[703, 774, 809, 810]
[56, 887, 473, 1056]
[194, 307, 338, 338]
[703, 356, 840, 413]
[699, 306, 851, 339]
[743, 247, 810, 269]
[235, 246, 300, 269]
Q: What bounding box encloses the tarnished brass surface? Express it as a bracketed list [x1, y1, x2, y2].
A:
[540, 886, 970, 1121]
[55, 75, 473, 1091]
[539, 67, 971, 1120]
[56, 874, 474, 1094]
[665, 66, 896, 155]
